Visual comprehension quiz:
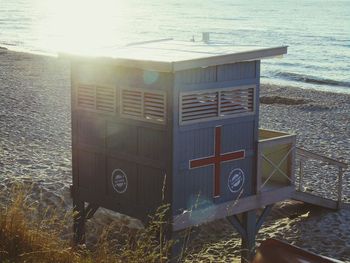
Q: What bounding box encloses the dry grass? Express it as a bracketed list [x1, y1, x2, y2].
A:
[0, 185, 174, 263]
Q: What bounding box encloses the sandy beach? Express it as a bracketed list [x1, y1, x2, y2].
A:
[0, 50, 349, 262]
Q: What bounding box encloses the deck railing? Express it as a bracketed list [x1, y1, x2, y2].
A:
[257, 129, 296, 194]
[296, 147, 348, 209]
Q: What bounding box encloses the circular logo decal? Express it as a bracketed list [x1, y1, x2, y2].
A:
[228, 168, 245, 193]
[111, 169, 128, 194]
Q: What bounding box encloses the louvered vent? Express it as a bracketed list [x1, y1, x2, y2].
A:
[181, 91, 218, 122]
[144, 92, 166, 122]
[121, 89, 143, 118]
[96, 86, 115, 112]
[77, 85, 95, 110]
[180, 85, 255, 125]
[220, 87, 254, 116]
[121, 89, 166, 124]
[76, 85, 116, 113]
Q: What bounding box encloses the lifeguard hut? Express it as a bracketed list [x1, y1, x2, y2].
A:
[68, 39, 299, 262]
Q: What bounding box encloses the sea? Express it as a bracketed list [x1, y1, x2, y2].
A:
[0, 0, 349, 93]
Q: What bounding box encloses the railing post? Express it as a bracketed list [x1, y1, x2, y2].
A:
[256, 142, 262, 194]
[298, 159, 304, 192]
[337, 167, 343, 210]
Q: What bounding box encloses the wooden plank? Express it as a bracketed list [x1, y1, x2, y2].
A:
[259, 129, 289, 139]
[255, 204, 273, 234]
[290, 135, 296, 185]
[259, 135, 295, 150]
[292, 191, 339, 210]
[337, 168, 344, 209]
[256, 140, 262, 193]
[172, 186, 295, 231]
[298, 159, 304, 192]
[227, 215, 247, 239]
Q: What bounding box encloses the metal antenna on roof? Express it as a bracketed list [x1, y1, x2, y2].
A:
[202, 32, 210, 43]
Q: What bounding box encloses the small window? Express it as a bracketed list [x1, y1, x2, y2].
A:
[76, 85, 116, 113]
[120, 88, 166, 124]
[180, 85, 255, 125]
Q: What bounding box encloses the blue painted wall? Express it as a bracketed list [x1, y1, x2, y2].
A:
[71, 60, 261, 222]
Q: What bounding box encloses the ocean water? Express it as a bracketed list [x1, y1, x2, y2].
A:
[0, 0, 349, 93]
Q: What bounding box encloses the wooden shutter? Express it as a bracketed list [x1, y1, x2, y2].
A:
[121, 89, 143, 118]
[180, 91, 218, 123]
[76, 84, 116, 114]
[219, 87, 254, 116]
[180, 85, 255, 125]
[96, 86, 115, 112]
[144, 92, 166, 122]
[120, 88, 166, 124]
[77, 85, 95, 110]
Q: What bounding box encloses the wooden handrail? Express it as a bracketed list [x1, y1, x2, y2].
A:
[296, 147, 348, 169]
[296, 147, 348, 209]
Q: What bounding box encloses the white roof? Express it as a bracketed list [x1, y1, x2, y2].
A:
[66, 40, 287, 72]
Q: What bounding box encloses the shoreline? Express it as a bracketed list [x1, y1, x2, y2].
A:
[0, 49, 349, 262]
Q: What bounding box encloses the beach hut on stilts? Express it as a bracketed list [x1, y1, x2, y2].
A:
[64, 37, 348, 262]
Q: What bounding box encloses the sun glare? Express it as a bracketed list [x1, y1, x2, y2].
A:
[36, 0, 130, 54]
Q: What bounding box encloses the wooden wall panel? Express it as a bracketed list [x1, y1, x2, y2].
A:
[106, 122, 137, 155]
[217, 62, 256, 82]
[106, 157, 138, 204]
[77, 150, 96, 189]
[138, 127, 166, 161]
[176, 66, 217, 84]
[137, 165, 164, 208]
[172, 61, 260, 215]
[77, 116, 105, 147]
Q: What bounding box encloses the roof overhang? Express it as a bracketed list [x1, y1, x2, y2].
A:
[61, 41, 287, 73]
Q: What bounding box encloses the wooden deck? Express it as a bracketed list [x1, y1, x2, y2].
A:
[173, 186, 295, 231]
[292, 191, 350, 210]
[172, 133, 349, 231]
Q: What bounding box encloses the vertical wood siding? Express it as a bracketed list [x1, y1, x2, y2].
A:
[73, 64, 172, 221]
[172, 60, 259, 215]
[72, 59, 261, 222]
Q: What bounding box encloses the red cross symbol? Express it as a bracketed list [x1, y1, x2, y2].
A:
[189, 126, 245, 198]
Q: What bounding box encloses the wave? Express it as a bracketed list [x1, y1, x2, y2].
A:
[274, 72, 350, 88]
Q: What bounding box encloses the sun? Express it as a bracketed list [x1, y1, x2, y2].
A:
[35, 0, 130, 54]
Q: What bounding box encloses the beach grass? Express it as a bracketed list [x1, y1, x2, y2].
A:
[0, 184, 174, 263]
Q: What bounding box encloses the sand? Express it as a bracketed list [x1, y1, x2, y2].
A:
[0, 50, 349, 262]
